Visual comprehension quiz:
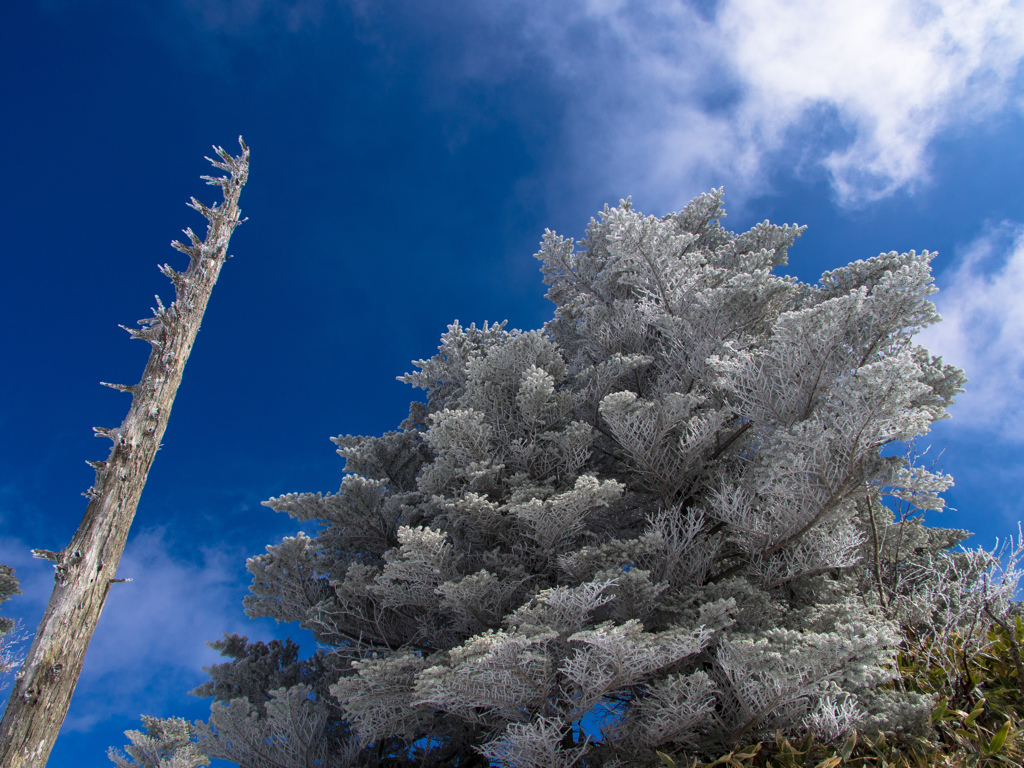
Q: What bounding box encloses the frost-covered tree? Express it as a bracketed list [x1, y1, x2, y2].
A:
[117, 191, 1023, 768]
[108, 717, 210, 768]
[0, 565, 24, 689]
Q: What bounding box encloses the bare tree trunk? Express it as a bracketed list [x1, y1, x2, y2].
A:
[0, 138, 250, 767]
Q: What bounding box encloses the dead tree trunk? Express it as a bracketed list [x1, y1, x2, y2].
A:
[0, 138, 250, 767]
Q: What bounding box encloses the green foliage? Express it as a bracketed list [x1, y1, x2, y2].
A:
[649, 618, 1024, 768]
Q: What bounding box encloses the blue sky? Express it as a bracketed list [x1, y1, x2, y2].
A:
[1, 1, 1023, 765]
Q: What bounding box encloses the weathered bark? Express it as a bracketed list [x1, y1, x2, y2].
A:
[0, 139, 250, 767]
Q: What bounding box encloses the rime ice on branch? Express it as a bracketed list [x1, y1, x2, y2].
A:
[0, 139, 250, 768]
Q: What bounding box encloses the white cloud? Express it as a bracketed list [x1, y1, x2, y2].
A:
[114, 0, 1024, 208]
[718, 0, 1024, 205]
[520, 0, 1024, 208]
[916, 222, 1024, 440]
[68, 528, 283, 731]
[361, 0, 1024, 209]
[0, 529, 289, 732]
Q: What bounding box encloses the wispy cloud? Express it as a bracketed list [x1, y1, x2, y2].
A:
[916, 222, 1024, 440]
[81, 0, 1024, 209]
[179, 0, 327, 33]
[499, 0, 1024, 209]
[716, 0, 1024, 204]
[0, 528, 286, 731]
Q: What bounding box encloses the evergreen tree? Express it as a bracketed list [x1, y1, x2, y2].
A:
[0, 565, 23, 689]
[116, 190, 1024, 767]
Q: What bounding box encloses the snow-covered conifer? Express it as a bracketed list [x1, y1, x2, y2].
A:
[116, 190, 1023, 767]
[0, 565, 23, 689]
